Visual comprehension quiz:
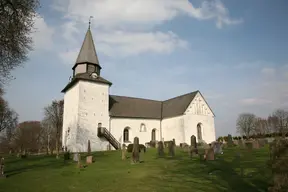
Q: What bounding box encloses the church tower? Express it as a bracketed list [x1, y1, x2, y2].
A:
[61, 26, 112, 152]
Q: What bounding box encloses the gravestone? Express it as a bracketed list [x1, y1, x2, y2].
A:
[189, 135, 198, 158]
[238, 139, 244, 148]
[0, 157, 6, 178]
[206, 148, 215, 161]
[190, 135, 197, 148]
[258, 139, 266, 147]
[77, 153, 82, 168]
[86, 156, 93, 164]
[132, 137, 140, 163]
[181, 143, 189, 153]
[86, 140, 93, 164]
[172, 139, 176, 146]
[213, 142, 223, 154]
[157, 141, 165, 157]
[168, 141, 175, 157]
[252, 140, 260, 149]
[155, 142, 159, 149]
[227, 134, 233, 147]
[122, 144, 127, 160]
[73, 153, 79, 162]
[245, 141, 253, 150]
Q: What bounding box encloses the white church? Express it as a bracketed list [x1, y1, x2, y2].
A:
[61, 27, 216, 152]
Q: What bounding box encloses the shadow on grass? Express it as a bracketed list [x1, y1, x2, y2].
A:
[5, 157, 72, 177]
[156, 155, 270, 192]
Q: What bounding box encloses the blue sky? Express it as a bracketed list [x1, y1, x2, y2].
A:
[3, 0, 288, 137]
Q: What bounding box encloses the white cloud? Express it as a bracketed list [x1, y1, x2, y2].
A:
[53, 0, 242, 29]
[96, 31, 188, 57]
[59, 49, 79, 65]
[32, 15, 55, 50]
[52, 0, 242, 62]
[61, 21, 79, 45]
[261, 67, 275, 76]
[240, 98, 272, 106]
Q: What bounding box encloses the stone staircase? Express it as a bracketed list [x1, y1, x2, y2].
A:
[97, 127, 121, 150]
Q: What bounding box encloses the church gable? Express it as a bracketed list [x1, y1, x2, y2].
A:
[184, 92, 215, 117]
[162, 91, 198, 119]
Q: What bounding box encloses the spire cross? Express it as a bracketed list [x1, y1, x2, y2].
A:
[89, 16, 94, 29]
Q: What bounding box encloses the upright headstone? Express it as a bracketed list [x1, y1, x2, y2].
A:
[189, 135, 198, 158]
[157, 141, 165, 157]
[73, 153, 79, 162]
[227, 134, 233, 147]
[245, 141, 253, 150]
[0, 157, 6, 178]
[190, 135, 197, 148]
[77, 153, 82, 168]
[168, 141, 175, 157]
[132, 137, 140, 163]
[122, 144, 127, 160]
[213, 142, 223, 154]
[238, 139, 244, 148]
[206, 148, 215, 161]
[87, 140, 91, 155]
[172, 139, 176, 146]
[252, 140, 260, 149]
[86, 140, 93, 164]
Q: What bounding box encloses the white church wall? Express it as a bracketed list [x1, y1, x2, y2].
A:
[75, 81, 110, 152]
[110, 118, 161, 146]
[161, 116, 185, 145]
[183, 92, 216, 144]
[62, 83, 80, 152]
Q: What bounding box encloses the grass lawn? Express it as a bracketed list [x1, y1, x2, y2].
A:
[0, 146, 271, 192]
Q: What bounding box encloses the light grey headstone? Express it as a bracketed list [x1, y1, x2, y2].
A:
[213, 142, 223, 154]
[73, 153, 79, 162]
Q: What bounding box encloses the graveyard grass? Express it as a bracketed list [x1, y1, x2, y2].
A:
[0, 147, 271, 192]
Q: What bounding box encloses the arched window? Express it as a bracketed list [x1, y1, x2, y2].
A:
[151, 128, 156, 141]
[197, 123, 202, 141]
[140, 123, 146, 132]
[123, 127, 129, 142]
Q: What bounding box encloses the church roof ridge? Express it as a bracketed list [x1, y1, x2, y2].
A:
[162, 90, 199, 102]
[109, 94, 161, 102]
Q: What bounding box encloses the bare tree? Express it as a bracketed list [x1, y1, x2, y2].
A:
[268, 109, 288, 137]
[40, 119, 55, 155]
[43, 100, 63, 158]
[236, 113, 256, 138]
[0, 0, 40, 85]
[13, 121, 42, 153]
[254, 117, 269, 135]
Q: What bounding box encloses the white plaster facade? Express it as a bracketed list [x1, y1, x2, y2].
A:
[62, 83, 216, 152]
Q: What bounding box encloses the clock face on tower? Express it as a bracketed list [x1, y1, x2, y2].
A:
[91, 72, 98, 78]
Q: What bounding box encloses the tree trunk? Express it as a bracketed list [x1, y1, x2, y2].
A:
[55, 132, 59, 159]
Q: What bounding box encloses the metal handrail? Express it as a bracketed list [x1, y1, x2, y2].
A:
[98, 127, 121, 149]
